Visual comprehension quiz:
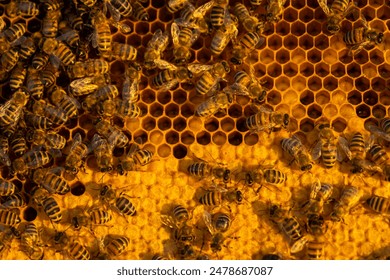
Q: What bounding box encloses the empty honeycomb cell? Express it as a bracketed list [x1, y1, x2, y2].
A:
[192, 37, 204, 51]
[27, 18, 41, 33]
[276, 21, 290, 35]
[283, 90, 298, 104]
[236, 117, 249, 132]
[267, 34, 283, 51]
[291, 21, 306, 36]
[355, 77, 370, 92]
[347, 90, 363, 105]
[300, 62, 314, 77]
[173, 90, 187, 104]
[347, 63, 361, 78]
[332, 118, 347, 133]
[181, 131, 195, 145]
[157, 8, 173, 23]
[363, 90, 378, 106]
[112, 34, 126, 44]
[291, 48, 306, 64]
[308, 104, 322, 119]
[188, 117, 202, 132]
[196, 131, 211, 146]
[267, 90, 282, 105]
[228, 104, 242, 118]
[79, 114, 94, 130]
[308, 76, 322, 91]
[157, 91, 171, 105]
[370, 49, 385, 65]
[316, 91, 331, 105]
[323, 49, 338, 65]
[372, 104, 387, 119]
[283, 34, 298, 50]
[300, 90, 314, 105]
[308, 49, 322, 64]
[173, 144, 187, 159]
[157, 144, 171, 158]
[315, 63, 330, 77]
[204, 117, 219, 132]
[378, 64, 390, 78]
[196, 48, 212, 64]
[299, 118, 315, 132]
[331, 63, 346, 77]
[291, 75, 307, 91]
[166, 130, 179, 145]
[173, 117, 186, 132]
[150, 130, 164, 145]
[165, 103, 179, 118]
[275, 76, 291, 90]
[323, 104, 339, 119]
[314, 34, 330, 50]
[212, 131, 227, 146]
[142, 117, 156, 131]
[275, 48, 290, 64]
[299, 7, 314, 23]
[221, 117, 235, 132]
[299, 34, 314, 50]
[157, 117, 171, 131]
[329, 35, 345, 51]
[323, 76, 338, 91]
[380, 91, 390, 105]
[150, 103, 163, 118]
[356, 104, 371, 119]
[142, 89, 156, 104]
[181, 103, 195, 118]
[267, 63, 282, 78]
[284, 7, 299, 22]
[110, 61, 126, 76]
[259, 49, 275, 65]
[340, 104, 356, 119]
[307, 21, 321, 36]
[23, 207, 37, 222]
[371, 77, 386, 91]
[228, 131, 243, 146]
[135, 22, 150, 35]
[71, 182, 86, 197]
[283, 62, 298, 77]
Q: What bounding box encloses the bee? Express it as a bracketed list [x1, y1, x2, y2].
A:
[199, 186, 243, 207]
[31, 52, 50, 70]
[32, 99, 68, 126]
[281, 136, 313, 171]
[32, 189, 62, 224]
[188, 61, 230, 95]
[365, 195, 390, 215]
[0, 17, 5, 33]
[50, 87, 81, 119]
[40, 64, 59, 88]
[102, 42, 137, 61]
[91, 10, 112, 54]
[210, 11, 238, 55]
[210, 0, 229, 30]
[188, 157, 231, 183]
[20, 222, 44, 260]
[302, 179, 333, 215]
[0, 193, 26, 209]
[249, 0, 262, 6]
[0, 89, 29, 128]
[268, 204, 308, 253]
[0, 210, 21, 225]
[24, 111, 53, 130]
[12, 149, 52, 178]
[1, 48, 19, 72]
[65, 132, 89, 174]
[9, 63, 26, 90]
[330, 186, 361, 222]
[167, 0, 190, 13]
[0, 226, 20, 256]
[152, 64, 193, 91]
[171, 22, 200, 65]
[67, 241, 91, 260]
[236, 166, 287, 192]
[18, 37, 36, 60]
[246, 105, 289, 134]
[103, 0, 133, 21]
[98, 99, 141, 119]
[95, 119, 129, 148]
[69, 77, 100, 96]
[32, 168, 70, 195]
[26, 69, 44, 99]
[41, 0, 64, 11]
[56, 29, 80, 49]
[306, 235, 325, 260]
[82, 84, 119, 112]
[101, 235, 130, 257]
[366, 118, 390, 142]
[130, 1, 149, 21]
[42, 9, 60, 38]
[343, 16, 384, 56]
[6, 1, 39, 17]
[71, 208, 112, 230]
[233, 2, 265, 33]
[203, 210, 232, 253]
[318, 0, 355, 33]
[144, 29, 170, 69]
[266, 0, 288, 24]
[90, 133, 115, 173]
[117, 143, 154, 175]
[161, 205, 191, 230]
[366, 144, 390, 181]
[162, 211, 195, 245]
[115, 192, 137, 216]
[67, 58, 110, 79]
[0, 136, 10, 166]
[1, 22, 27, 43]
[196, 91, 233, 118]
[230, 31, 265, 65]
[175, 2, 214, 34]
[122, 63, 141, 103]
[41, 38, 76, 68]
[0, 179, 16, 197]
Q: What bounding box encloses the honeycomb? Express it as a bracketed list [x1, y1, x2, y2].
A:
[0, 0, 390, 260]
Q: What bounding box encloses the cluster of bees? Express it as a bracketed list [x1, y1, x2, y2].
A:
[0, 0, 387, 260]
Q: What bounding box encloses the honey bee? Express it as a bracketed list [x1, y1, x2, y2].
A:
[343, 16, 384, 56]
[130, 1, 149, 21]
[20, 222, 44, 260]
[203, 210, 232, 253]
[32, 168, 70, 195]
[117, 142, 153, 175]
[0, 210, 21, 225]
[71, 207, 112, 230]
[31, 52, 50, 70]
[56, 29, 80, 48]
[162, 209, 195, 245]
[0, 17, 5, 33]
[0, 89, 29, 128]
[306, 213, 327, 237]
[306, 235, 325, 260]
[0, 226, 20, 256]
[246, 105, 289, 134]
[167, 0, 191, 13]
[199, 186, 243, 207]
[144, 29, 170, 69]
[188, 60, 230, 95]
[233, 2, 265, 33]
[365, 195, 390, 215]
[301, 179, 333, 215]
[50, 86, 81, 119]
[1, 48, 19, 72]
[41, 38, 76, 68]
[0, 193, 26, 209]
[40, 64, 59, 88]
[90, 133, 115, 173]
[103, 0, 133, 22]
[210, 11, 238, 55]
[26, 69, 44, 99]
[196, 91, 233, 118]
[18, 37, 36, 60]
[82, 84, 119, 112]
[67, 59, 110, 79]
[24, 111, 53, 130]
[0, 179, 16, 196]
[98, 99, 141, 119]
[91, 10, 112, 54]
[210, 0, 229, 30]
[95, 119, 129, 148]
[115, 192, 137, 216]
[11, 148, 52, 178]
[266, 0, 288, 24]
[0, 136, 10, 166]
[67, 241, 91, 260]
[367, 118, 390, 142]
[230, 31, 265, 65]
[41, 0, 64, 11]
[9, 63, 26, 90]
[367, 143, 390, 181]
[1, 22, 27, 43]
[69, 77, 100, 96]
[318, 0, 355, 33]
[100, 235, 130, 258]
[65, 132, 89, 174]
[152, 64, 193, 91]
[330, 186, 361, 222]
[6, 1, 39, 17]
[32, 188, 62, 224]
[312, 123, 345, 169]
[187, 156, 231, 183]
[42, 9, 60, 38]
[175, 1, 214, 34]
[122, 63, 141, 103]
[281, 135, 313, 171]
[171, 22, 200, 65]
[224, 67, 267, 102]
[32, 99, 69, 126]
[102, 42, 137, 61]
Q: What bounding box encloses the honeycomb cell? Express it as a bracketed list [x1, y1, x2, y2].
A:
[316, 91, 330, 105]
[300, 62, 314, 77]
[112, 34, 126, 44]
[332, 118, 347, 133]
[267, 34, 283, 51]
[356, 104, 371, 119]
[228, 104, 242, 118]
[308, 49, 322, 63]
[228, 131, 243, 146]
[299, 7, 314, 23]
[283, 34, 298, 50]
[141, 89, 156, 104]
[142, 117, 156, 131]
[274, 19, 289, 35]
[221, 117, 235, 133]
[308, 104, 322, 119]
[275, 104, 290, 115]
[292, 75, 306, 91]
[353, 51, 369, 65]
[236, 117, 249, 132]
[361, 6, 376, 21]
[284, 7, 299, 22]
[291, 21, 306, 37]
[300, 90, 314, 105]
[173, 117, 186, 132]
[371, 77, 386, 91]
[157, 8, 173, 23]
[323, 49, 338, 65]
[323, 104, 338, 119]
[212, 131, 227, 146]
[323, 76, 337, 91]
[283, 63, 298, 77]
[315, 63, 330, 77]
[135, 22, 150, 35]
[267, 63, 282, 78]
[157, 144, 171, 158]
[157, 91, 171, 105]
[150, 103, 163, 118]
[299, 34, 313, 50]
[173, 144, 187, 159]
[332, 90, 347, 105]
[347, 90, 363, 105]
[165, 103, 179, 118]
[23, 207, 37, 222]
[283, 90, 298, 104]
[27, 18, 41, 33]
[363, 90, 378, 106]
[196, 131, 211, 145]
[377, 5, 390, 20]
[181, 103, 195, 117]
[173, 90, 187, 104]
[188, 117, 202, 132]
[110, 61, 125, 76]
[299, 118, 315, 132]
[275, 76, 291, 91]
[372, 104, 386, 119]
[347, 63, 361, 78]
[181, 131, 195, 145]
[235, 96, 250, 106]
[307, 21, 321, 36]
[355, 77, 370, 92]
[291, 48, 306, 64]
[267, 90, 282, 105]
[275, 48, 290, 64]
[380, 91, 390, 105]
[128, 34, 142, 47]
[204, 117, 219, 132]
[330, 36, 346, 51]
[133, 130, 148, 144]
[71, 182, 86, 196]
[157, 117, 171, 131]
[150, 130, 164, 145]
[166, 130, 179, 145]
[196, 48, 212, 64]
[314, 34, 330, 50]
[308, 76, 322, 91]
[363, 63, 378, 79]
[259, 49, 274, 64]
[340, 104, 356, 119]
[292, 0, 305, 9]
[378, 64, 390, 78]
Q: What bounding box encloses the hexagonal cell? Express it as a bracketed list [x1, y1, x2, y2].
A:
[150, 130, 164, 145]
[129, 34, 142, 48]
[300, 90, 314, 105]
[267, 90, 282, 105]
[135, 22, 150, 35]
[244, 133, 258, 146]
[371, 77, 386, 91]
[172, 117, 186, 132]
[323, 104, 338, 119]
[372, 104, 386, 119]
[157, 8, 174, 23]
[173, 90, 187, 104]
[253, 63, 266, 77]
[110, 61, 125, 76]
[283, 62, 298, 77]
[181, 131, 195, 145]
[157, 117, 172, 131]
[71, 181, 86, 197]
[267, 63, 282, 78]
[364, 118, 378, 132]
[332, 118, 347, 133]
[323, 49, 338, 65]
[260, 49, 275, 64]
[291, 21, 306, 36]
[315, 91, 330, 105]
[228, 131, 243, 146]
[315, 63, 329, 77]
[355, 77, 370, 92]
[291, 75, 306, 91]
[276, 20, 290, 35]
[361, 6, 376, 21]
[157, 144, 171, 158]
[284, 7, 299, 22]
[338, 77, 353, 93]
[380, 90, 390, 105]
[226, 104, 241, 118]
[323, 76, 337, 91]
[346, 62, 361, 78]
[292, 0, 305, 8]
[299, 7, 314, 23]
[274, 76, 290, 91]
[308, 76, 322, 91]
[275, 48, 290, 64]
[370, 49, 385, 65]
[157, 91, 171, 105]
[220, 117, 235, 132]
[292, 104, 306, 119]
[212, 131, 227, 146]
[363, 90, 378, 106]
[142, 117, 156, 131]
[236, 117, 249, 132]
[356, 104, 371, 119]
[27, 18, 41, 33]
[141, 89, 156, 104]
[340, 104, 356, 119]
[283, 90, 298, 104]
[112, 33, 126, 44]
[347, 90, 362, 105]
[314, 34, 330, 50]
[196, 131, 211, 145]
[308, 49, 322, 63]
[181, 103, 195, 118]
[330, 63, 345, 78]
[307, 21, 322, 36]
[299, 34, 314, 50]
[329, 35, 345, 51]
[281, 35, 298, 51]
[299, 118, 315, 133]
[165, 103, 179, 118]
[166, 130, 179, 145]
[299, 62, 314, 77]
[196, 48, 212, 64]
[150, 103, 163, 118]
[308, 104, 322, 119]
[291, 48, 306, 64]
[275, 104, 290, 115]
[332, 90, 347, 105]
[363, 64, 377, 79]
[267, 34, 283, 50]
[377, 5, 390, 20]
[204, 117, 219, 132]
[379, 64, 390, 78]
[23, 207, 38, 222]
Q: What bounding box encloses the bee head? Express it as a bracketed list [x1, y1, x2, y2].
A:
[117, 164, 125, 175]
[230, 57, 242, 65]
[236, 190, 243, 203]
[301, 164, 312, 171]
[327, 24, 340, 33]
[377, 32, 384, 44]
[221, 60, 230, 73]
[283, 114, 290, 127]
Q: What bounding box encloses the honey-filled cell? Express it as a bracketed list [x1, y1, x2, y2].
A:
[181, 131, 195, 145]
[267, 90, 282, 105]
[340, 104, 356, 119]
[212, 131, 227, 146]
[362, 63, 379, 79]
[205, 117, 219, 132]
[283, 34, 299, 51]
[299, 118, 315, 133]
[332, 118, 348, 133]
[316, 91, 331, 105]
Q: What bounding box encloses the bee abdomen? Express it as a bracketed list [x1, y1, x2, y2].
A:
[42, 197, 62, 223]
[264, 169, 287, 184]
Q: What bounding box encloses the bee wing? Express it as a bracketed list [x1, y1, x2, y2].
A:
[0, 150, 11, 166]
[63, 94, 82, 110]
[193, 1, 214, 18]
[171, 22, 180, 47]
[317, 0, 331, 15]
[187, 63, 212, 74]
[310, 177, 322, 200]
[90, 133, 103, 150]
[311, 141, 322, 161]
[10, 35, 27, 47]
[70, 132, 83, 152]
[106, 2, 121, 22]
[224, 83, 250, 96]
[155, 59, 177, 70]
[48, 166, 65, 176]
[161, 215, 177, 229]
[109, 20, 132, 34]
[367, 124, 390, 142]
[91, 31, 98, 49]
[290, 236, 308, 253]
[122, 78, 139, 101]
[174, 18, 201, 30]
[126, 142, 140, 157]
[203, 210, 216, 235]
[189, 29, 201, 46]
[338, 136, 352, 161]
[49, 55, 61, 69]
